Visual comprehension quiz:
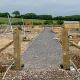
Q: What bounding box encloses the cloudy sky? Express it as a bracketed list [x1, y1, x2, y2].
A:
[0, 0, 80, 16]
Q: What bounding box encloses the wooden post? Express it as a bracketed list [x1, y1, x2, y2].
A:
[13, 29, 21, 70]
[61, 27, 70, 70]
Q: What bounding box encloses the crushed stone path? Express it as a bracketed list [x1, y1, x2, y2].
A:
[23, 27, 63, 70]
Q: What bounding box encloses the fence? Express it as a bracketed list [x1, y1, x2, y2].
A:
[62, 24, 80, 69]
[0, 25, 44, 79]
[0, 29, 22, 80]
[52, 24, 80, 70]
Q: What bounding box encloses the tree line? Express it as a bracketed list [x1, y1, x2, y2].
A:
[53, 15, 80, 21]
[0, 11, 80, 21]
[0, 11, 53, 20]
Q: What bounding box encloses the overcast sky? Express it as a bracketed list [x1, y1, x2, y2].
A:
[0, 0, 80, 16]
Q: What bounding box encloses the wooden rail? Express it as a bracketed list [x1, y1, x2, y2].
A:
[70, 60, 80, 73]
[71, 42, 80, 49]
[0, 41, 13, 53]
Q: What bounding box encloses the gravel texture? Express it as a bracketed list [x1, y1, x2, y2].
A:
[23, 27, 63, 70]
[4, 68, 79, 80]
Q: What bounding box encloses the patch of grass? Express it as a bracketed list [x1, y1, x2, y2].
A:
[0, 17, 45, 24]
[0, 17, 58, 26]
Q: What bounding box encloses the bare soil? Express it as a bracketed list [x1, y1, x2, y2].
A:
[0, 28, 42, 65]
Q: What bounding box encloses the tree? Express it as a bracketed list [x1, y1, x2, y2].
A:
[38, 15, 53, 20]
[23, 13, 37, 19]
[12, 11, 20, 18]
[0, 12, 10, 17]
[53, 16, 64, 20]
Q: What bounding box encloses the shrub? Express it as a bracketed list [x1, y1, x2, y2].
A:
[12, 22, 25, 25]
[44, 20, 53, 25]
[57, 20, 64, 25]
[0, 22, 5, 24]
[33, 22, 42, 25]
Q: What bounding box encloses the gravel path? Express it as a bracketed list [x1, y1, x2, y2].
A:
[23, 27, 63, 70]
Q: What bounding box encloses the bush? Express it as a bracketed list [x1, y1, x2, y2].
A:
[12, 22, 25, 25]
[0, 22, 5, 24]
[44, 20, 53, 25]
[33, 22, 42, 25]
[57, 20, 64, 25]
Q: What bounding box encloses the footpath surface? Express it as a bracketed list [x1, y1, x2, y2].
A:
[23, 27, 63, 70]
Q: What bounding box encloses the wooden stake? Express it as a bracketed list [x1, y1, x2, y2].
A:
[13, 29, 21, 70]
[61, 27, 70, 70]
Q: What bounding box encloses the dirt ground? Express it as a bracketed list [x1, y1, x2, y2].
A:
[52, 27, 80, 69]
[0, 27, 80, 80]
[0, 28, 43, 65]
[0, 27, 44, 80]
[70, 46, 80, 68]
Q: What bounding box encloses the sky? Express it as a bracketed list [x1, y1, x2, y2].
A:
[0, 0, 80, 16]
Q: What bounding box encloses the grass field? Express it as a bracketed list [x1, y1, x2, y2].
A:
[0, 17, 58, 25]
[0, 17, 46, 24]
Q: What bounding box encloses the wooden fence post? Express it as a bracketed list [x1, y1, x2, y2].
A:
[61, 27, 70, 70]
[13, 29, 21, 70]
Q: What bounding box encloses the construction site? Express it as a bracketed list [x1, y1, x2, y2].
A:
[0, 19, 80, 80]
